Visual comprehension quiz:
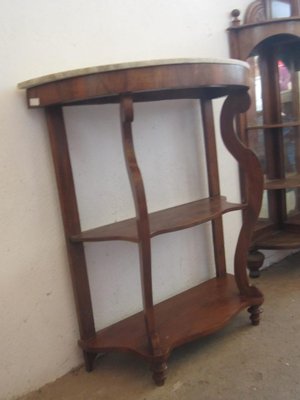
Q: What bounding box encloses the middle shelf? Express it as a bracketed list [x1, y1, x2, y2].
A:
[70, 196, 246, 243]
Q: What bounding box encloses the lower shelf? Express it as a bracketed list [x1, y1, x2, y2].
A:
[254, 229, 300, 249]
[79, 274, 262, 361]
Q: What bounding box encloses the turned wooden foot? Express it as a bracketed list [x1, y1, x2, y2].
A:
[151, 360, 168, 386]
[83, 352, 97, 372]
[248, 305, 262, 326]
[247, 251, 265, 278]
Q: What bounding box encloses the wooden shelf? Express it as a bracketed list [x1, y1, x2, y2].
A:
[79, 274, 262, 359]
[286, 213, 300, 226]
[254, 230, 300, 249]
[247, 120, 300, 131]
[253, 218, 275, 234]
[264, 174, 300, 190]
[71, 196, 246, 243]
[283, 213, 300, 233]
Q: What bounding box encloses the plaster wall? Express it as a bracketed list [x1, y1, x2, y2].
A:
[0, 1, 282, 399]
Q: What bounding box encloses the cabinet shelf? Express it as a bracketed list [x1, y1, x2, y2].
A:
[70, 196, 246, 243]
[79, 274, 262, 359]
[254, 229, 300, 249]
[228, 3, 300, 277]
[247, 120, 300, 131]
[264, 174, 300, 190]
[286, 213, 300, 226]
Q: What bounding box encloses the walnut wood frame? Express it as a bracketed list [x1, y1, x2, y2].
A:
[19, 60, 264, 385]
[228, 0, 300, 277]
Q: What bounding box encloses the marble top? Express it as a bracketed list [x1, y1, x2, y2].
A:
[18, 58, 249, 89]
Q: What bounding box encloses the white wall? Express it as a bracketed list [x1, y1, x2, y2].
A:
[0, 1, 268, 399]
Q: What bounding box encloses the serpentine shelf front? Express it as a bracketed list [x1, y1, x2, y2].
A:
[70, 196, 246, 243]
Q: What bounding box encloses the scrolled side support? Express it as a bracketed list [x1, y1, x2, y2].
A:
[119, 94, 163, 358]
[220, 90, 263, 299]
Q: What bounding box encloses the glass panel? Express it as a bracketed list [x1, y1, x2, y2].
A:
[246, 56, 263, 126]
[278, 59, 294, 121]
[286, 188, 300, 215]
[271, 0, 292, 18]
[283, 126, 300, 173]
[277, 39, 300, 123]
[259, 190, 270, 219]
[248, 128, 267, 174]
[277, 56, 300, 175]
[246, 35, 300, 224]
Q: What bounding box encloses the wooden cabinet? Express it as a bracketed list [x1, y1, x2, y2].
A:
[18, 59, 263, 385]
[228, 0, 300, 277]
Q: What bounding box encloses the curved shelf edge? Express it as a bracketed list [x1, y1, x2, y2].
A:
[247, 120, 300, 131]
[264, 174, 300, 190]
[78, 274, 263, 360]
[70, 196, 247, 243]
[254, 230, 300, 249]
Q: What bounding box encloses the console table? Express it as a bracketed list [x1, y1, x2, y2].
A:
[18, 58, 264, 385]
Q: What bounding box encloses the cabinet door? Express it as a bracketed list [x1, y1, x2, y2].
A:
[245, 36, 300, 222]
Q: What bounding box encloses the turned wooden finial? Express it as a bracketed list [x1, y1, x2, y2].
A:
[231, 9, 241, 26]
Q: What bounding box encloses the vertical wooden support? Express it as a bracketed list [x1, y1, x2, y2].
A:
[45, 106, 96, 370]
[291, 61, 300, 212]
[119, 95, 163, 364]
[220, 91, 263, 300]
[201, 99, 227, 277]
[291, 0, 300, 16]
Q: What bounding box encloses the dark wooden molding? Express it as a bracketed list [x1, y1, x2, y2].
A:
[244, 0, 267, 24]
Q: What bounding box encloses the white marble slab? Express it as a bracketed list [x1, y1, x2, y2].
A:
[18, 58, 249, 89]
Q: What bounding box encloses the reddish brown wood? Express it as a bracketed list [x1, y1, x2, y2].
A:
[201, 99, 227, 277]
[242, 0, 300, 21]
[45, 107, 96, 353]
[292, 0, 300, 16]
[70, 197, 246, 243]
[228, 2, 300, 277]
[220, 90, 263, 298]
[78, 275, 263, 359]
[244, 0, 266, 24]
[264, 174, 300, 189]
[254, 230, 300, 248]
[24, 62, 249, 107]
[247, 251, 265, 278]
[228, 17, 300, 61]
[20, 60, 263, 385]
[260, 49, 287, 225]
[119, 94, 161, 358]
[247, 120, 300, 130]
[151, 361, 168, 386]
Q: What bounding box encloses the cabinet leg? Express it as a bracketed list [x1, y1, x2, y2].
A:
[83, 352, 97, 372]
[248, 305, 262, 326]
[247, 251, 265, 278]
[151, 360, 168, 386]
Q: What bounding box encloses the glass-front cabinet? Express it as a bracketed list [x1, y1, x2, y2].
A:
[228, 0, 300, 276]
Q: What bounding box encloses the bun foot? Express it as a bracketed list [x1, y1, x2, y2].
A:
[151, 361, 168, 386]
[248, 305, 262, 326]
[83, 352, 97, 372]
[247, 251, 265, 278]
